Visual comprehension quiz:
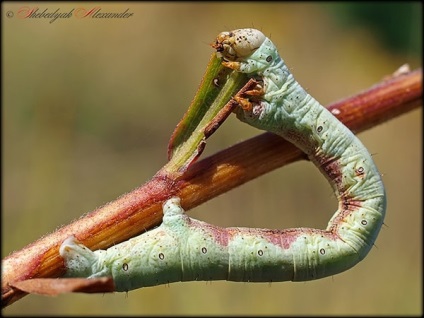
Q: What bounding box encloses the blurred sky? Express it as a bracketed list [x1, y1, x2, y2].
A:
[2, 2, 422, 316]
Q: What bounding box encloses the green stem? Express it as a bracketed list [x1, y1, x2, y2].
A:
[166, 54, 248, 173]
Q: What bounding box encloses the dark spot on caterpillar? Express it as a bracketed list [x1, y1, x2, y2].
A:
[123, 263, 129, 271]
[201, 247, 207, 254]
[159, 253, 165, 260]
[258, 250, 264, 256]
[343, 198, 349, 210]
[356, 167, 365, 176]
[266, 55, 272, 63]
[320, 248, 326, 255]
[317, 126, 323, 133]
[361, 220, 368, 226]
[213, 78, 220, 87]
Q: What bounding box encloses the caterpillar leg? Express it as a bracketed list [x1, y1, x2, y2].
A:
[233, 83, 265, 112]
[233, 95, 253, 111]
[222, 60, 241, 71]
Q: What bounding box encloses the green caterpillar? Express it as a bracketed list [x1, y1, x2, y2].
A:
[60, 28, 386, 291]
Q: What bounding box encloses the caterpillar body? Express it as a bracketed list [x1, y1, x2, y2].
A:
[60, 29, 386, 291]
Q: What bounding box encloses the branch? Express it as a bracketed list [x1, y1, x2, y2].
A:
[2, 66, 422, 308]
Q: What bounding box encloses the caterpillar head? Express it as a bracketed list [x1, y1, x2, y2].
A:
[212, 28, 266, 61]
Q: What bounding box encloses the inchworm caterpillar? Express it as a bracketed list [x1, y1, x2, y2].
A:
[60, 28, 386, 292]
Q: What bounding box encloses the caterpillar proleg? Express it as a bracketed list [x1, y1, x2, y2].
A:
[60, 29, 386, 292]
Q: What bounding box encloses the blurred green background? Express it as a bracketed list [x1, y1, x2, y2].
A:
[3, 2, 421, 316]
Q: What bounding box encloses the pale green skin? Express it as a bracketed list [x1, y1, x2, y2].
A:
[60, 29, 386, 292]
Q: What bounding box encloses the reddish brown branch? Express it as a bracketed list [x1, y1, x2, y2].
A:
[1, 68, 422, 308]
